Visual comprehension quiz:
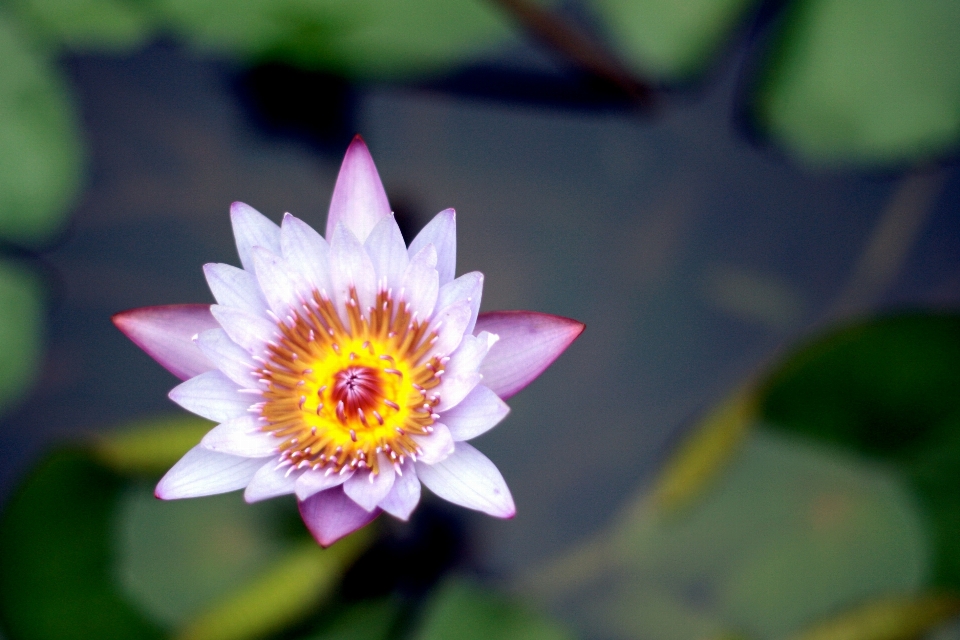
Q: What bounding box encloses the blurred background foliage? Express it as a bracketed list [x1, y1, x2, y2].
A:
[0, 0, 958, 639]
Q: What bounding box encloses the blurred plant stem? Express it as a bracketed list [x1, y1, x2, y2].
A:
[486, 0, 657, 108]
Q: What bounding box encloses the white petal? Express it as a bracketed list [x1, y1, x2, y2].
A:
[436, 271, 483, 336]
[280, 213, 333, 297]
[434, 332, 498, 411]
[400, 244, 439, 320]
[231, 202, 280, 272]
[244, 461, 299, 503]
[343, 458, 395, 512]
[210, 305, 277, 354]
[195, 328, 259, 387]
[325, 136, 391, 243]
[112, 304, 218, 381]
[416, 442, 515, 518]
[252, 247, 306, 319]
[200, 415, 279, 457]
[364, 214, 409, 291]
[429, 299, 472, 358]
[203, 263, 268, 317]
[412, 422, 455, 464]
[329, 223, 377, 320]
[409, 209, 456, 286]
[441, 385, 510, 441]
[155, 445, 267, 499]
[379, 460, 420, 520]
[168, 370, 250, 422]
[295, 467, 352, 501]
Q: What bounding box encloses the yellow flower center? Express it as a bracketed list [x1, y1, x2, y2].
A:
[259, 288, 443, 476]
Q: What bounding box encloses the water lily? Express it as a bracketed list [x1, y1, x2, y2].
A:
[113, 136, 583, 546]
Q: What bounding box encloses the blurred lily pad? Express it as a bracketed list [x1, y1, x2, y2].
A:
[8, 0, 152, 51]
[0, 259, 44, 416]
[93, 415, 215, 476]
[751, 0, 960, 166]
[299, 598, 400, 640]
[0, 10, 83, 244]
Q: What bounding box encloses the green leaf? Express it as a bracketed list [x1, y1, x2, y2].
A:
[8, 0, 153, 51]
[0, 450, 163, 640]
[0, 10, 83, 244]
[752, 0, 960, 166]
[0, 259, 44, 416]
[92, 414, 214, 476]
[414, 578, 573, 640]
[589, 0, 760, 79]
[789, 595, 960, 640]
[301, 599, 400, 640]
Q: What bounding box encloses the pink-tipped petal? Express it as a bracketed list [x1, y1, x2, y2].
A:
[473, 311, 584, 399]
[436, 272, 483, 336]
[409, 209, 456, 286]
[280, 213, 334, 297]
[252, 247, 306, 319]
[441, 385, 510, 441]
[210, 305, 277, 354]
[379, 461, 420, 520]
[295, 468, 352, 501]
[330, 223, 378, 319]
[203, 263, 268, 317]
[168, 370, 250, 423]
[412, 422, 455, 464]
[364, 214, 408, 291]
[200, 415, 279, 457]
[244, 461, 298, 503]
[156, 445, 267, 499]
[416, 442, 515, 518]
[325, 136, 391, 243]
[434, 332, 497, 411]
[401, 244, 439, 319]
[430, 299, 472, 357]
[195, 328, 258, 387]
[299, 486, 381, 547]
[112, 304, 219, 380]
[343, 458, 395, 512]
[231, 202, 280, 272]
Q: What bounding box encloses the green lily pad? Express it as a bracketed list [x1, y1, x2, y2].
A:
[0, 259, 44, 416]
[7, 0, 152, 51]
[751, 0, 960, 166]
[0, 10, 83, 244]
[298, 598, 401, 640]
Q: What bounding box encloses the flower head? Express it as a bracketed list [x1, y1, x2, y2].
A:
[113, 136, 583, 546]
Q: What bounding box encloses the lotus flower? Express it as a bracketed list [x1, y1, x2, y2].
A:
[113, 136, 583, 546]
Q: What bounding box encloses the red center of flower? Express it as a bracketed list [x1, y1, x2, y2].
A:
[332, 366, 383, 419]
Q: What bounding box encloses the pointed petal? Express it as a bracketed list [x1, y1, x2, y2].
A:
[409, 209, 456, 285]
[363, 214, 408, 291]
[416, 442, 514, 518]
[343, 459, 395, 511]
[252, 247, 306, 319]
[155, 445, 267, 499]
[231, 202, 280, 272]
[203, 263, 268, 317]
[325, 136, 391, 243]
[473, 311, 584, 399]
[430, 299, 472, 357]
[434, 332, 497, 411]
[200, 415, 279, 457]
[112, 304, 218, 380]
[210, 305, 277, 354]
[330, 223, 377, 317]
[299, 486, 380, 547]
[379, 460, 420, 520]
[195, 328, 258, 387]
[244, 461, 298, 503]
[295, 468, 352, 501]
[401, 244, 439, 320]
[441, 385, 510, 441]
[168, 370, 250, 422]
[280, 213, 333, 297]
[412, 422, 455, 464]
[436, 272, 483, 336]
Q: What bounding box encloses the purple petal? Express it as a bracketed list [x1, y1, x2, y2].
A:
[295, 468, 352, 501]
[252, 247, 306, 319]
[299, 486, 381, 547]
[434, 332, 497, 411]
[231, 202, 280, 272]
[343, 459, 395, 511]
[473, 311, 584, 399]
[280, 213, 333, 297]
[412, 422, 454, 464]
[436, 272, 483, 336]
[195, 328, 258, 387]
[325, 135, 391, 243]
[200, 415, 279, 457]
[155, 445, 267, 499]
[364, 214, 408, 291]
[210, 305, 277, 354]
[244, 460, 298, 503]
[330, 223, 378, 320]
[409, 209, 456, 286]
[112, 304, 219, 380]
[168, 370, 249, 423]
[429, 299, 472, 357]
[203, 263, 268, 317]
[416, 442, 515, 518]
[441, 385, 510, 441]
[401, 244, 439, 320]
[379, 461, 420, 520]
